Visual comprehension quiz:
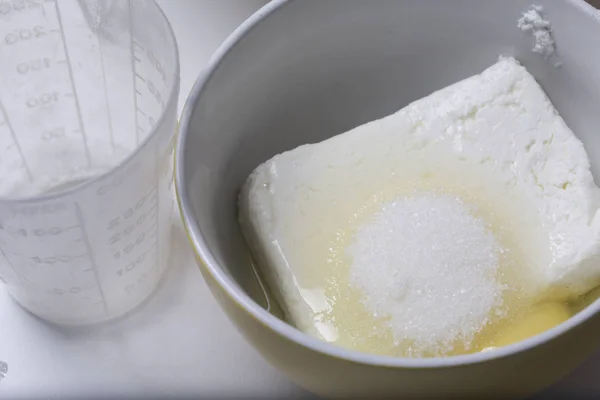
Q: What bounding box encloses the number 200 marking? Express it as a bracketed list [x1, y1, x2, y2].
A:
[5, 26, 45, 44]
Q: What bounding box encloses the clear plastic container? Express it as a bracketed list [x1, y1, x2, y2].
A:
[0, 0, 180, 325]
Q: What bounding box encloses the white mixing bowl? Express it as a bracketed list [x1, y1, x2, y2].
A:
[176, 0, 600, 397]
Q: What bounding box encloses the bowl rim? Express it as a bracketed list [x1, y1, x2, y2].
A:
[175, 0, 600, 369]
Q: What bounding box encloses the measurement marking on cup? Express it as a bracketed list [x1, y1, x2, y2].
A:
[55, 1, 92, 168]
[82, 284, 99, 290]
[74, 202, 108, 315]
[13, 224, 81, 237]
[0, 101, 33, 180]
[31, 253, 88, 264]
[132, 40, 144, 52]
[97, 34, 116, 153]
[129, 0, 141, 145]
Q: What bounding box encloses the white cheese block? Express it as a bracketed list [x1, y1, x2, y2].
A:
[238, 57, 600, 355]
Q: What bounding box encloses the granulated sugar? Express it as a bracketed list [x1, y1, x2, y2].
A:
[348, 193, 505, 356]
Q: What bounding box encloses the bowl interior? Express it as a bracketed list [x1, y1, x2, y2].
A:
[181, 0, 600, 328]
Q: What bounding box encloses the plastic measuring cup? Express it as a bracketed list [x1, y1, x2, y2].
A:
[0, 0, 179, 325]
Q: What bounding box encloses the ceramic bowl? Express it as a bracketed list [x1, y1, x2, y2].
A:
[176, 0, 600, 397]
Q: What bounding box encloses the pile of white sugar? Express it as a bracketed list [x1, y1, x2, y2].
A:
[349, 194, 504, 356]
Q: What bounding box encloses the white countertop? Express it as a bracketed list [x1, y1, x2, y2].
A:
[0, 1, 599, 398]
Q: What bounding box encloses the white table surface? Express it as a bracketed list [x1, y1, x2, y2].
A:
[1, 1, 599, 398]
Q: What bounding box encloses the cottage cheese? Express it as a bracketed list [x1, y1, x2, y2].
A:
[518, 5, 556, 58]
[238, 57, 600, 355]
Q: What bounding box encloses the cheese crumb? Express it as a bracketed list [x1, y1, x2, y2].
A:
[518, 5, 557, 59]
